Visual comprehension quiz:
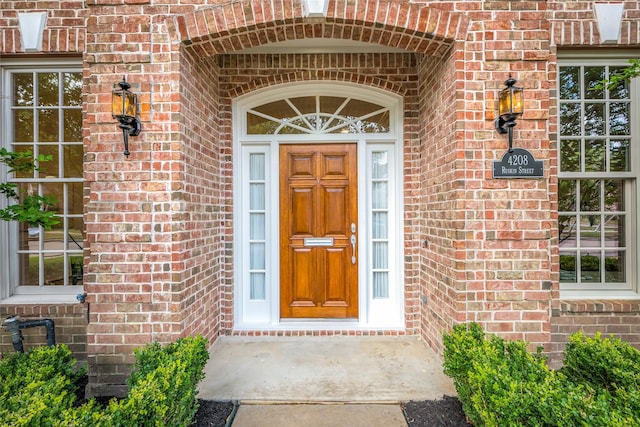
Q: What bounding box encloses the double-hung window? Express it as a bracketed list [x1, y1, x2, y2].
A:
[0, 59, 84, 301]
[558, 55, 639, 298]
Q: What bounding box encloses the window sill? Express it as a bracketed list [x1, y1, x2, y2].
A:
[559, 290, 640, 300]
[1, 288, 83, 305]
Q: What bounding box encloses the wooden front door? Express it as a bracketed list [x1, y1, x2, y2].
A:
[280, 144, 358, 319]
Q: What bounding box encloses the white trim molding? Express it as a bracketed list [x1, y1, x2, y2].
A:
[18, 12, 48, 52]
[593, 3, 625, 44]
[303, 0, 329, 18]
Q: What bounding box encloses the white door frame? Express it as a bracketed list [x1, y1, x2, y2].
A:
[232, 82, 405, 330]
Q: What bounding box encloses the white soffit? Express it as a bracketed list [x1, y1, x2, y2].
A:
[18, 12, 48, 52]
[303, 0, 329, 18]
[232, 39, 409, 54]
[593, 3, 625, 44]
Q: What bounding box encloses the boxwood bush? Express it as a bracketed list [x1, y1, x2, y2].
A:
[443, 323, 640, 427]
[0, 335, 209, 427]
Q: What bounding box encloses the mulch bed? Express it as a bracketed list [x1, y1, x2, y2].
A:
[192, 396, 472, 426]
[402, 396, 472, 426]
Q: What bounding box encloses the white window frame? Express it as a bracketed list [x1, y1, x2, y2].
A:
[0, 58, 84, 303]
[558, 52, 640, 299]
[233, 82, 405, 329]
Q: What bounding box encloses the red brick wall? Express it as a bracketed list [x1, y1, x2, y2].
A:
[0, 305, 87, 362]
[177, 48, 225, 341]
[416, 46, 466, 354]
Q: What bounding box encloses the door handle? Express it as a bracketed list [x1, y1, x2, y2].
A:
[350, 234, 356, 264]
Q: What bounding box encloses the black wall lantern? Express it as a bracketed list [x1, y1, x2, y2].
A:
[112, 76, 141, 157]
[495, 75, 524, 152]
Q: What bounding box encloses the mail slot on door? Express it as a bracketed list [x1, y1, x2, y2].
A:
[303, 238, 334, 247]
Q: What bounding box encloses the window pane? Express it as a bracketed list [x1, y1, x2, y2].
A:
[558, 215, 577, 247]
[372, 212, 388, 239]
[609, 67, 630, 99]
[250, 183, 265, 210]
[605, 251, 625, 283]
[39, 145, 60, 177]
[372, 242, 388, 269]
[560, 103, 580, 136]
[559, 66, 580, 100]
[247, 113, 278, 134]
[580, 252, 601, 283]
[361, 112, 390, 133]
[373, 272, 388, 299]
[250, 213, 265, 240]
[38, 109, 59, 142]
[560, 140, 580, 172]
[69, 182, 84, 215]
[580, 180, 601, 211]
[584, 139, 605, 172]
[43, 182, 63, 213]
[610, 140, 630, 172]
[13, 73, 34, 106]
[372, 152, 388, 179]
[584, 103, 605, 135]
[609, 102, 630, 136]
[250, 153, 265, 180]
[63, 73, 82, 106]
[580, 215, 600, 243]
[43, 253, 64, 285]
[289, 97, 315, 115]
[319, 97, 347, 114]
[37, 73, 59, 106]
[252, 100, 295, 119]
[558, 180, 576, 212]
[559, 252, 577, 283]
[250, 273, 266, 300]
[14, 110, 34, 142]
[64, 109, 83, 142]
[604, 179, 624, 211]
[64, 145, 83, 178]
[372, 182, 388, 209]
[250, 243, 265, 269]
[68, 217, 84, 248]
[69, 255, 83, 285]
[604, 215, 624, 247]
[18, 254, 39, 286]
[584, 66, 605, 99]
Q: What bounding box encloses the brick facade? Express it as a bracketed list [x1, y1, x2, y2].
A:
[1, 0, 639, 395]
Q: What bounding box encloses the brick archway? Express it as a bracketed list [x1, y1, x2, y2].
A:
[168, 0, 469, 55]
[223, 70, 408, 99]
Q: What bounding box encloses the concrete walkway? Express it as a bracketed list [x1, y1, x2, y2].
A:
[198, 336, 456, 426]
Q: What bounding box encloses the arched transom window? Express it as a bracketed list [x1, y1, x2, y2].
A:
[247, 96, 390, 134]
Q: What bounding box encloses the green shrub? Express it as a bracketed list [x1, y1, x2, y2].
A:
[2, 336, 209, 427]
[563, 331, 640, 391]
[443, 323, 640, 426]
[58, 335, 209, 427]
[0, 345, 85, 427]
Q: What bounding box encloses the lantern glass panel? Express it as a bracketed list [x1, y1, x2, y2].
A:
[511, 87, 524, 115]
[498, 87, 511, 116]
[112, 89, 137, 118]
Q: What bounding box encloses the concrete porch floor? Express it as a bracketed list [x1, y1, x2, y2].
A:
[198, 335, 456, 403]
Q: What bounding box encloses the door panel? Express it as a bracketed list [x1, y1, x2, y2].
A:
[280, 144, 358, 318]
